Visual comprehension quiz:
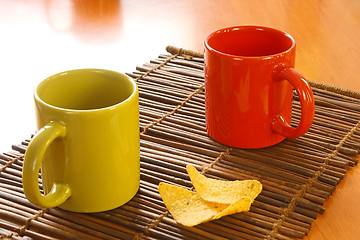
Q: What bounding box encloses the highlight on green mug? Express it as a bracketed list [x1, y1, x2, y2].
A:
[22, 69, 140, 213]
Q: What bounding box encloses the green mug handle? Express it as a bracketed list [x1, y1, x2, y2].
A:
[23, 121, 71, 208]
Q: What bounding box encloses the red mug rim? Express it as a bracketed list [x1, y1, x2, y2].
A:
[204, 25, 296, 59]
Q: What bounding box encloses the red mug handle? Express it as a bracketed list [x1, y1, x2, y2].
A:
[271, 68, 315, 138]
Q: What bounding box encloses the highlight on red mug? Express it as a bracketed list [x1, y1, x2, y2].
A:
[204, 26, 315, 149]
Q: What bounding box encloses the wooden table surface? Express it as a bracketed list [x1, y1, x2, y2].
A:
[1, 0, 359, 239]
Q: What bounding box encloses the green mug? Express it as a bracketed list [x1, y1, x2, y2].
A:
[22, 69, 140, 213]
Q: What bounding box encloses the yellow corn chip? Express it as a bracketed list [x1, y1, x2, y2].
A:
[186, 165, 262, 204]
[157, 165, 263, 227]
[158, 182, 228, 227]
[213, 197, 251, 219]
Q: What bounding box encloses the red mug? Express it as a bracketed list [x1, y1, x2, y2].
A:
[204, 26, 315, 148]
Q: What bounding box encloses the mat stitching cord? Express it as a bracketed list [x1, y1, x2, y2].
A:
[133, 210, 169, 240]
[134, 53, 205, 239]
[13, 209, 46, 237]
[201, 148, 232, 175]
[138, 48, 204, 134]
[133, 48, 184, 83]
[1, 155, 25, 238]
[266, 119, 360, 240]
[2, 233, 15, 239]
[0, 155, 23, 173]
[141, 84, 204, 134]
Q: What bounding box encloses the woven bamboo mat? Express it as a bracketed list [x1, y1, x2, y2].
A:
[1, 47, 360, 240]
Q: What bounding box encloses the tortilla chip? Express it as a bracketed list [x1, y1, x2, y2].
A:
[157, 165, 263, 227]
[186, 165, 262, 204]
[158, 182, 228, 226]
[213, 197, 252, 219]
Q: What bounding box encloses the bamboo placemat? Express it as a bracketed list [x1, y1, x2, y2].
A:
[1, 46, 359, 240]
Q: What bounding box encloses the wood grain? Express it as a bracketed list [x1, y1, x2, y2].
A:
[0, 0, 359, 239]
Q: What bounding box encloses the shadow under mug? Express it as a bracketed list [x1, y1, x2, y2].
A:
[204, 26, 315, 148]
[22, 69, 140, 212]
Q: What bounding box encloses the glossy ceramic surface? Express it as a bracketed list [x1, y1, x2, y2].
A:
[204, 26, 315, 148]
[23, 69, 140, 212]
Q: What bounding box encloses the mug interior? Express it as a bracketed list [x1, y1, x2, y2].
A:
[206, 26, 294, 57]
[36, 69, 135, 110]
